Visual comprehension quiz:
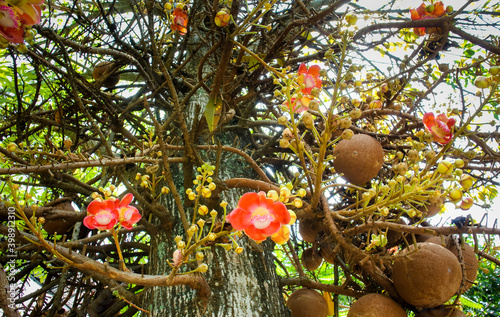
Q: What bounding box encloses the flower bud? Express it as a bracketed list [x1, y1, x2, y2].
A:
[267, 190, 279, 201]
[448, 189, 463, 203]
[207, 233, 217, 241]
[279, 139, 290, 148]
[177, 241, 186, 249]
[282, 128, 294, 141]
[437, 161, 453, 174]
[215, 9, 231, 27]
[460, 174, 474, 190]
[197, 263, 208, 273]
[293, 198, 303, 208]
[277, 116, 288, 125]
[297, 188, 307, 197]
[408, 149, 419, 162]
[345, 13, 358, 25]
[6, 142, 17, 152]
[489, 66, 500, 76]
[201, 187, 212, 198]
[235, 247, 244, 254]
[308, 100, 320, 111]
[349, 108, 362, 119]
[341, 129, 354, 140]
[460, 197, 473, 210]
[302, 112, 314, 129]
[474, 76, 491, 89]
[198, 205, 209, 216]
[339, 118, 351, 129]
[454, 159, 465, 168]
[288, 209, 297, 225]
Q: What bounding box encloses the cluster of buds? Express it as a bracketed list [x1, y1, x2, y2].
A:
[136, 173, 151, 188]
[186, 163, 217, 201]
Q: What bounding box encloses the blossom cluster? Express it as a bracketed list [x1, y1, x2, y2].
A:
[0, 0, 43, 44]
[284, 64, 322, 113]
[83, 193, 141, 231]
[410, 2, 450, 36]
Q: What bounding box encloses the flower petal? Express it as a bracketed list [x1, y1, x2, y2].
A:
[307, 65, 321, 77]
[83, 215, 96, 229]
[259, 220, 281, 235]
[227, 207, 252, 230]
[119, 193, 134, 207]
[244, 226, 267, 241]
[298, 63, 307, 75]
[269, 201, 290, 225]
[237, 192, 261, 212]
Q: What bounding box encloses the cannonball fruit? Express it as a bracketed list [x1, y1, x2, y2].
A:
[347, 293, 407, 317]
[299, 219, 322, 243]
[424, 236, 478, 291]
[43, 201, 75, 235]
[415, 305, 466, 317]
[392, 242, 462, 308]
[333, 134, 384, 185]
[301, 247, 322, 271]
[286, 288, 328, 317]
[93, 61, 120, 88]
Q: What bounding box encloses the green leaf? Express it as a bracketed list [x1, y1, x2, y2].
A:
[204, 97, 222, 132]
[460, 295, 484, 309]
[464, 49, 475, 58]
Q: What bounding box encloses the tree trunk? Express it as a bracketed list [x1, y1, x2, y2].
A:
[143, 231, 290, 316]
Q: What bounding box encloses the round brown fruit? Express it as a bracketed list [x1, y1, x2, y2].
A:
[43, 201, 75, 235]
[286, 288, 328, 317]
[319, 240, 337, 264]
[415, 305, 466, 317]
[301, 247, 322, 271]
[299, 219, 322, 243]
[93, 61, 120, 88]
[347, 293, 406, 317]
[392, 242, 462, 309]
[424, 236, 478, 291]
[333, 134, 384, 185]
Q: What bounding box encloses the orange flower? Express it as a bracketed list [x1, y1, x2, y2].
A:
[410, 2, 446, 36]
[227, 192, 290, 242]
[171, 7, 188, 35]
[297, 63, 322, 94]
[423, 112, 455, 145]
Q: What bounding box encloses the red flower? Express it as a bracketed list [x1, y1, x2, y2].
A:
[83, 193, 141, 230]
[284, 94, 313, 113]
[410, 2, 446, 36]
[0, 3, 23, 43]
[84, 199, 119, 231]
[227, 191, 290, 242]
[115, 193, 142, 229]
[423, 112, 455, 144]
[171, 7, 188, 35]
[297, 64, 322, 94]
